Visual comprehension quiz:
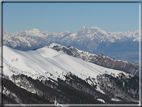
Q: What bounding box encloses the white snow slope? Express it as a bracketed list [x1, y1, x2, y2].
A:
[2, 46, 126, 82]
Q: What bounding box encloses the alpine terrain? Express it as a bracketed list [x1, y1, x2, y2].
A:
[1, 44, 139, 105]
[2, 26, 139, 64]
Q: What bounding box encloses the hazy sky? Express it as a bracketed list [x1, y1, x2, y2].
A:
[3, 2, 139, 33]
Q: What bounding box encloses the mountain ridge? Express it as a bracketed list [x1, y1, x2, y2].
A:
[2, 26, 139, 45]
[47, 43, 139, 76]
[1, 26, 139, 64]
[1, 45, 139, 104]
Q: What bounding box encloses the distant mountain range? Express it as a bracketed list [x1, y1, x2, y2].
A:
[2, 26, 139, 64]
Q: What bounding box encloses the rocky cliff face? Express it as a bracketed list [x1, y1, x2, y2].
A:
[47, 43, 139, 76]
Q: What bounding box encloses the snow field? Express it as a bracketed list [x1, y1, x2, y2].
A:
[2, 46, 125, 82]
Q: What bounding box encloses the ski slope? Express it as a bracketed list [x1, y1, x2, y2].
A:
[2, 46, 125, 81]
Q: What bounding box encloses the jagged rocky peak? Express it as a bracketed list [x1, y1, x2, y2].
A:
[77, 26, 88, 35]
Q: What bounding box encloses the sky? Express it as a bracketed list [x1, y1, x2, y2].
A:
[2, 1, 139, 33]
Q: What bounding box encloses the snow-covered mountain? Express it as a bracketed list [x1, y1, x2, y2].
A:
[47, 43, 139, 76]
[1, 26, 140, 104]
[1, 46, 139, 104]
[3, 45, 124, 81]
[1, 27, 139, 64]
[2, 27, 139, 49]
